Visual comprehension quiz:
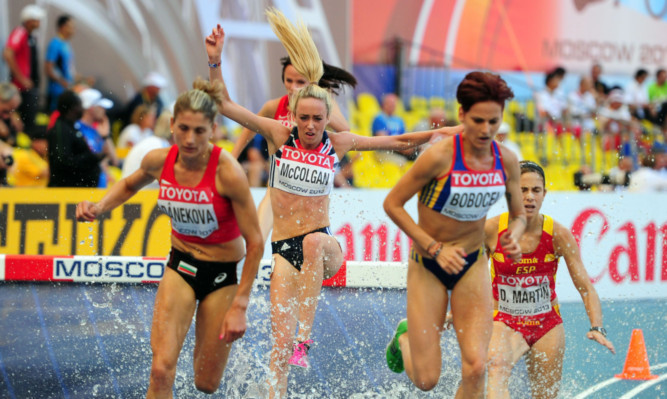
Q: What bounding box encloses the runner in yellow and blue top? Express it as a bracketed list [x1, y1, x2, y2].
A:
[384, 71, 526, 397]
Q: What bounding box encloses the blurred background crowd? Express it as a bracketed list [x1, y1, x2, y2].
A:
[1, 1, 666, 193]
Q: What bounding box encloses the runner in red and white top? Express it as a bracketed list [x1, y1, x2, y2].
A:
[230, 51, 357, 243]
[76, 79, 263, 397]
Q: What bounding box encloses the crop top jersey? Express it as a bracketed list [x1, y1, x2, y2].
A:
[268, 127, 339, 196]
[274, 95, 293, 128]
[157, 145, 241, 244]
[491, 213, 560, 317]
[418, 134, 506, 221]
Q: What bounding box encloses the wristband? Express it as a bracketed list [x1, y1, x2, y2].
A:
[432, 244, 443, 258]
[589, 326, 607, 337]
[208, 60, 221, 68]
[425, 240, 438, 254]
[428, 242, 443, 258]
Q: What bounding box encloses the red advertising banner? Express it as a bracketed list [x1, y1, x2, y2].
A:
[353, 0, 667, 74]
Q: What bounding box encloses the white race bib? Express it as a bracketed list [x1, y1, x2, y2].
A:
[497, 283, 551, 316]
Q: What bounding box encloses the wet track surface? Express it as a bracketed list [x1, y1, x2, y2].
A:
[0, 283, 665, 398]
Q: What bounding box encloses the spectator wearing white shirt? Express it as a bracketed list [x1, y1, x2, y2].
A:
[625, 69, 652, 122]
[568, 76, 598, 136]
[120, 110, 172, 189]
[117, 104, 156, 149]
[628, 143, 667, 192]
[535, 70, 568, 135]
[598, 89, 641, 161]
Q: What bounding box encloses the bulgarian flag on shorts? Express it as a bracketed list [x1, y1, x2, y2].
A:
[177, 261, 197, 277]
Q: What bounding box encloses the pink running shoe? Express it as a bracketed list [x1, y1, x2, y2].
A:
[288, 339, 313, 369]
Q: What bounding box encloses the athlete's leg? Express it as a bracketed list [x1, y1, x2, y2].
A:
[257, 189, 274, 243]
[268, 256, 300, 399]
[525, 324, 565, 399]
[402, 258, 449, 391]
[294, 232, 343, 343]
[450, 259, 494, 399]
[487, 321, 530, 399]
[191, 284, 238, 393]
[147, 268, 197, 399]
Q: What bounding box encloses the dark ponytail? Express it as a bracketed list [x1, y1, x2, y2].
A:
[281, 56, 357, 95]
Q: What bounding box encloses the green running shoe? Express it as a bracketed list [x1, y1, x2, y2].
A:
[386, 318, 408, 373]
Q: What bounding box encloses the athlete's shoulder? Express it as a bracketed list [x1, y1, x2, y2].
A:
[421, 135, 454, 163]
[550, 218, 572, 240]
[496, 142, 519, 167]
[260, 97, 283, 118]
[143, 146, 170, 165]
[216, 147, 247, 183]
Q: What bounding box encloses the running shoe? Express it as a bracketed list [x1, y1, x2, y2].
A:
[289, 339, 313, 369]
[386, 318, 408, 373]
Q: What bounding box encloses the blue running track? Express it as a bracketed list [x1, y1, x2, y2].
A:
[0, 282, 665, 398]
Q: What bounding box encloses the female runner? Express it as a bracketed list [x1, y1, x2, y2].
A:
[76, 79, 263, 397]
[231, 54, 356, 242]
[205, 11, 462, 397]
[383, 71, 525, 397]
[485, 160, 615, 399]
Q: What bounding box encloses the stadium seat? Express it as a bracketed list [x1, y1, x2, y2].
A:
[357, 92, 381, 115]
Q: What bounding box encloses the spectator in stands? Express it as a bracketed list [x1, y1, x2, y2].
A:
[567, 76, 598, 136]
[535, 70, 568, 135]
[47, 90, 103, 187]
[414, 107, 447, 132]
[44, 15, 93, 112]
[574, 156, 633, 192]
[647, 69, 667, 106]
[0, 139, 12, 186]
[625, 68, 652, 122]
[8, 125, 48, 187]
[628, 143, 667, 192]
[120, 110, 173, 189]
[372, 93, 415, 164]
[495, 121, 523, 160]
[597, 89, 637, 154]
[123, 71, 166, 128]
[0, 82, 22, 186]
[117, 104, 156, 149]
[590, 63, 610, 104]
[3, 5, 46, 136]
[648, 69, 667, 134]
[372, 93, 405, 136]
[77, 88, 119, 187]
[0, 82, 22, 146]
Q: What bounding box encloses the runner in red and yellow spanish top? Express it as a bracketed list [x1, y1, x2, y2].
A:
[484, 160, 615, 399]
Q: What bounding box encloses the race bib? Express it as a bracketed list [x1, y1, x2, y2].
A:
[497, 283, 551, 316]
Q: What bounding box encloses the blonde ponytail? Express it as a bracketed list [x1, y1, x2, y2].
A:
[265, 8, 323, 84]
[265, 8, 332, 116]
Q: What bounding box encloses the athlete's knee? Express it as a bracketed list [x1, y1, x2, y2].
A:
[411, 365, 441, 391]
[413, 371, 440, 392]
[194, 375, 221, 394]
[461, 356, 487, 383]
[150, 355, 178, 388]
[487, 354, 513, 379]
